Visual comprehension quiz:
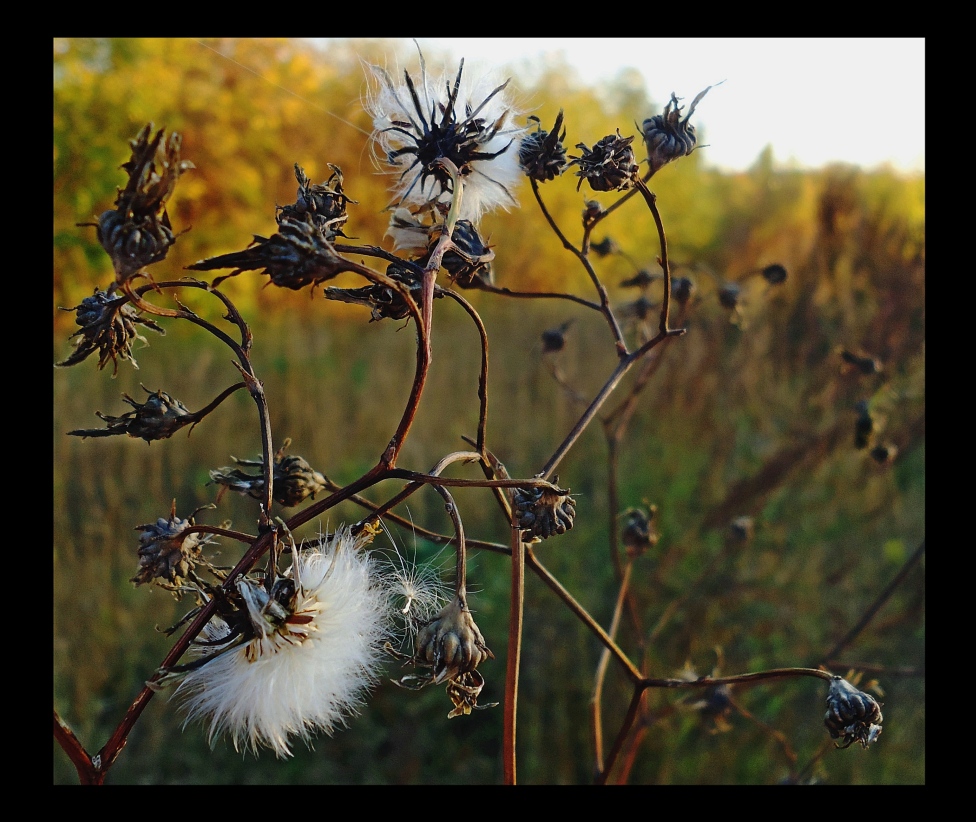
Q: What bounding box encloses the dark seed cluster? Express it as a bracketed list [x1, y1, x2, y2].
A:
[68, 385, 196, 443]
[132, 502, 213, 589]
[432, 219, 494, 288]
[514, 484, 576, 540]
[210, 443, 328, 508]
[641, 88, 712, 175]
[569, 130, 640, 193]
[93, 124, 193, 285]
[325, 262, 430, 322]
[824, 676, 883, 749]
[519, 110, 568, 183]
[57, 288, 165, 374]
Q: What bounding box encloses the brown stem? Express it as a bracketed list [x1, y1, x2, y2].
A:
[596, 685, 645, 784]
[525, 547, 643, 683]
[632, 178, 673, 335]
[54, 709, 98, 785]
[441, 289, 490, 453]
[473, 281, 602, 312]
[590, 560, 633, 773]
[503, 505, 525, 785]
[530, 178, 628, 355]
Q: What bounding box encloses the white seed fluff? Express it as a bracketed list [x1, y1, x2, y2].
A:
[174, 527, 393, 758]
[365, 58, 527, 223]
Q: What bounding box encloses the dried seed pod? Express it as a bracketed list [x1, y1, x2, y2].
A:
[622, 295, 657, 323]
[519, 110, 568, 183]
[276, 163, 357, 241]
[718, 282, 741, 310]
[68, 385, 197, 443]
[132, 500, 215, 589]
[569, 130, 640, 193]
[760, 263, 788, 285]
[541, 320, 573, 353]
[727, 516, 754, 545]
[620, 269, 658, 289]
[621, 506, 659, 558]
[90, 124, 193, 285]
[870, 443, 898, 464]
[672, 276, 696, 305]
[823, 676, 883, 749]
[590, 236, 619, 257]
[415, 595, 493, 684]
[641, 87, 713, 174]
[854, 400, 874, 450]
[187, 216, 349, 291]
[429, 219, 494, 288]
[582, 199, 606, 224]
[513, 484, 576, 540]
[325, 262, 428, 322]
[56, 288, 165, 374]
[210, 440, 328, 508]
[841, 349, 882, 376]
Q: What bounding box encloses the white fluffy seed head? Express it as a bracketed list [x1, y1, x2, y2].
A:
[364, 56, 527, 223]
[173, 526, 395, 758]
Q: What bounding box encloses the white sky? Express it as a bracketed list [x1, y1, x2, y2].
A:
[322, 38, 925, 175]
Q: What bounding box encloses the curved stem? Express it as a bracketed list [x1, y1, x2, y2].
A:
[441, 289, 490, 453]
[530, 179, 628, 355]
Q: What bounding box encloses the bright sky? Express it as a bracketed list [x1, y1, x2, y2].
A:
[321, 38, 925, 175]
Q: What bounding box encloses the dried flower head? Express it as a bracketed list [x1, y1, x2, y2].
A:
[760, 263, 788, 285]
[727, 515, 755, 545]
[672, 276, 696, 305]
[591, 236, 619, 257]
[210, 439, 328, 508]
[824, 675, 883, 749]
[570, 130, 640, 192]
[430, 219, 494, 288]
[57, 288, 165, 374]
[276, 163, 356, 241]
[414, 594, 494, 685]
[90, 124, 193, 285]
[641, 87, 713, 175]
[854, 400, 874, 450]
[187, 215, 348, 291]
[620, 269, 658, 289]
[68, 385, 198, 443]
[582, 199, 606, 224]
[366, 50, 527, 221]
[519, 109, 568, 183]
[841, 349, 882, 376]
[393, 592, 497, 719]
[870, 443, 898, 464]
[170, 527, 394, 757]
[513, 483, 576, 540]
[541, 320, 573, 354]
[718, 281, 742, 310]
[325, 261, 431, 322]
[132, 500, 217, 590]
[622, 295, 657, 324]
[621, 506, 659, 558]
